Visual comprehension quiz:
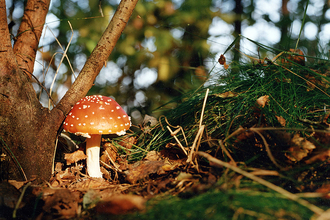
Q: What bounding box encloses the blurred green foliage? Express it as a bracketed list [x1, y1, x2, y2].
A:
[6, 0, 330, 125]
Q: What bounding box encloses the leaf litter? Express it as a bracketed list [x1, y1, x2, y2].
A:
[2, 50, 330, 220]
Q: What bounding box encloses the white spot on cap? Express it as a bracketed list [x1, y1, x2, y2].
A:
[116, 106, 120, 109]
[83, 105, 88, 109]
[90, 122, 94, 125]
[85, 115, 88, 118]
[72, 115, 75, 118]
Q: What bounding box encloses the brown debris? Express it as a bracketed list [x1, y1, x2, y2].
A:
[64, 148, 87, 165]
[94, 194, 145, 215]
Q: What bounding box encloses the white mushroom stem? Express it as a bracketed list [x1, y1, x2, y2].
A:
[85, 134, 103, 178]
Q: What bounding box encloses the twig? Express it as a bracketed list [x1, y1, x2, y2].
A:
[13, 182, 31, 218]
[187, 125, 205, 164]
[48, 21, 74, 109]
[104, 149, 121, 171]
[223, 126, 245, 143]
[199, 88, 209, 128]
[166, 126, 188, 155]
[197, 151, 324, 216]
[162, 115, 189, 147]
[249, 127, 285, 170]
[218, 139, 236, 165]
[0, 136, 27, 181]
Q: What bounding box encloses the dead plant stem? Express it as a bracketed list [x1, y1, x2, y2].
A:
[197, 151, 324, 216]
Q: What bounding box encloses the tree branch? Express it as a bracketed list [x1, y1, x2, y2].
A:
[0, 0, 16, 71]
[13, 0, 50, 78]
[55, 0, 139, 116]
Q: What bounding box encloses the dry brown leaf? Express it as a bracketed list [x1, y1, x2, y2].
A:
[218, 54, 226, 65]
[280, 49, 305, 66]
[214, 91, 237, 98]
[287, 49, 305, 65]
[100, 143, 118, 164]
[95, 194, 145, 215]
[305, 149, 330, 164]
[0, 182, 24, 209]
[315, 184, 330, 199]
[144, 150, 161, 161]
[64, 149, 87, 165]
[118, 136, 137, 149]
[285, 134, 316, 162]
[42, 189, 80, 219]
[218, 54, 229, 69]
[256, 95, 269, 108]
[125, 160, 165, 184]
[275, 115, 286, 126]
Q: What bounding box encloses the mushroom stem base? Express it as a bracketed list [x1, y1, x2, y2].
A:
[86, 134, 103, 178]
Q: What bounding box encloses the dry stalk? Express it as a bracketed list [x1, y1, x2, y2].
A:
[166, 126, 188, 155]
[48, 21, 75, 109]
[187, 88, 209, 164]
[249, 127, 285, 170]
[218, 139, 236, 165]
[104, 149, 121, 172]
[197, 151, 324, 216]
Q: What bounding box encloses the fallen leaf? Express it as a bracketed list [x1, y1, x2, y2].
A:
[100, 143, 118, 164]
[305, 149, 330, 164]
[315, 184, 330, 199]
[275, 115, 286, 126]
[214, 91, 237, 98]
[42, 189, 80, 219]
[125, 160, 165, 184]
[144, 151, 161, 161]
[95, 194, 145, 215]
[0, 182, 24, 209]
[281, 49, 305, 66]
[287, 49, 305, 65]
[118, 136, 137, 149]
[64, 148, 87, 165]
[285, 134, 316, 162]
[256, 95, 269, 108]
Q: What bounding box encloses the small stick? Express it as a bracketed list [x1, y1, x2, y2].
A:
[249, 127, 285, 170]
[218, 139, 236, 165]
[199, 88, 209, 128]
[197, 151, 324, 216]
[104, 149, 121, 171]
[166, 126, 188, 155]
[13, 182, 31, 218]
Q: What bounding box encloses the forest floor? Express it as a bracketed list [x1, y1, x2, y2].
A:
[2, 52, 330, 220]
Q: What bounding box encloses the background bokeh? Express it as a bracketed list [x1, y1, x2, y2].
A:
[6, 0, 330, 124]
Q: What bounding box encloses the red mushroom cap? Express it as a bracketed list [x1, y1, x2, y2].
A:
[63, 95, 131, 137]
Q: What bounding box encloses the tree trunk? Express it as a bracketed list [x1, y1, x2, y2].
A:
[0, 0, 138, 181]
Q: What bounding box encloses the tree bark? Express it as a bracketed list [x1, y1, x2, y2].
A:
[0, 0, 139, 181]
[13, 0, 51, 78]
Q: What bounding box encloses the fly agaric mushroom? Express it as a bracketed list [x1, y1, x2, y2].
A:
[63, 95, 131, 178]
